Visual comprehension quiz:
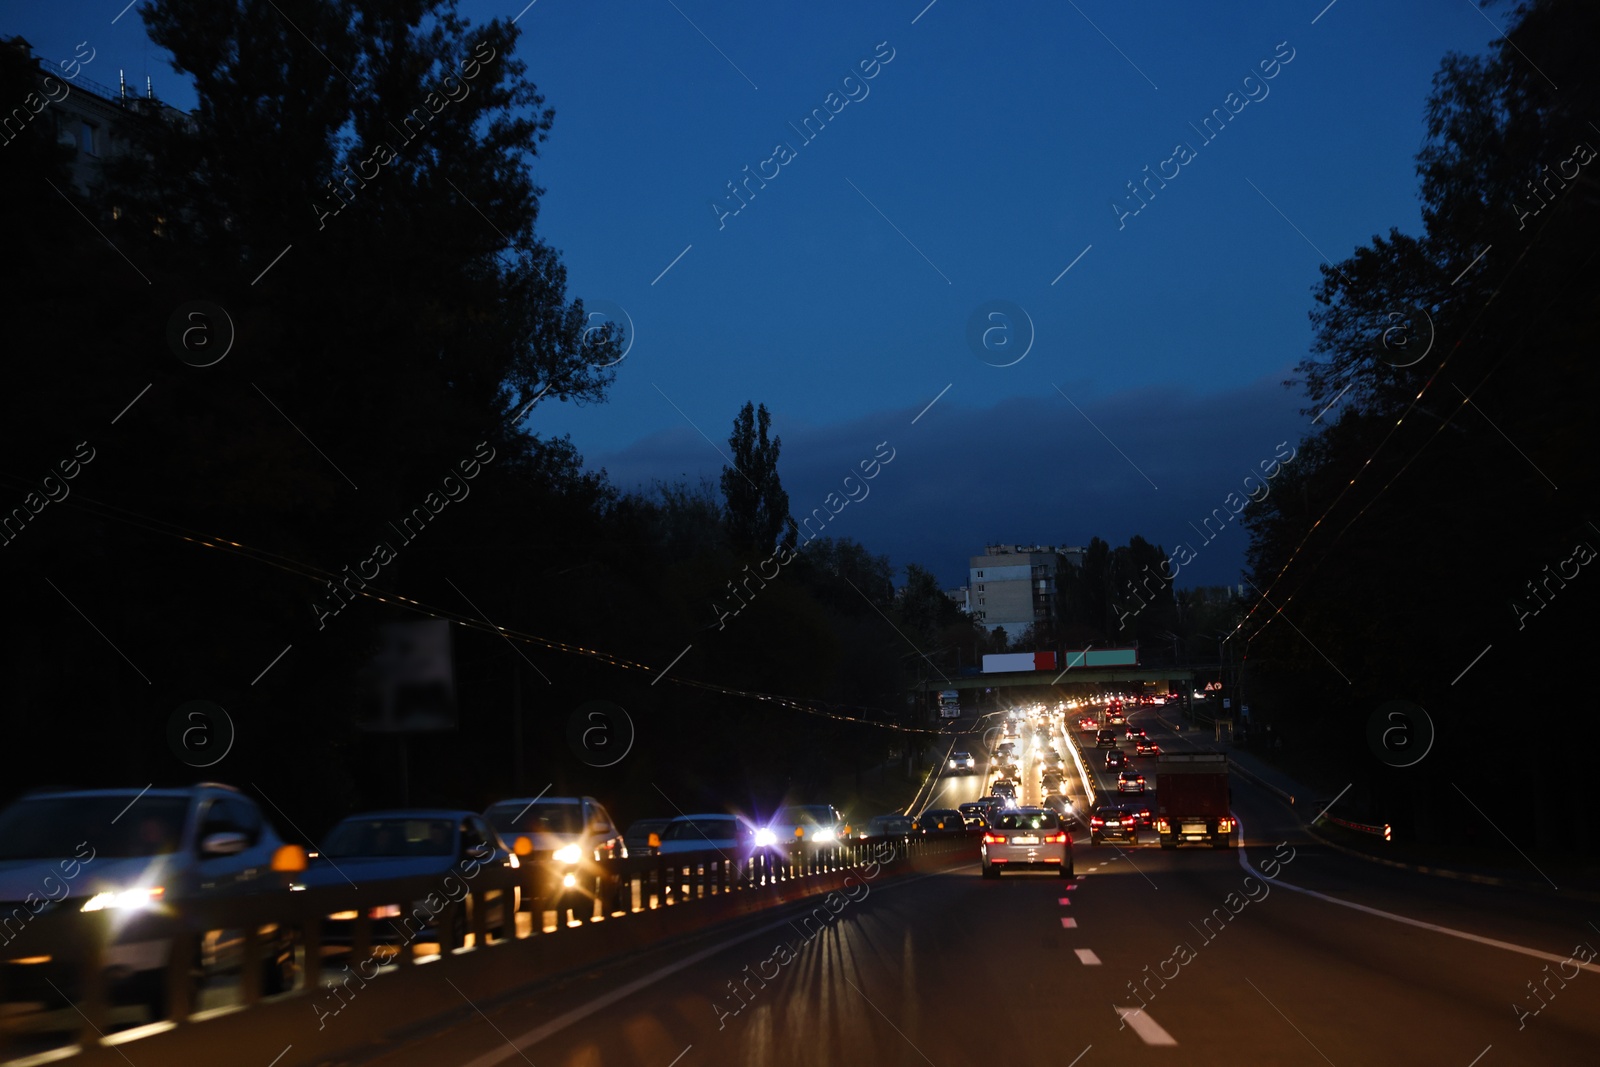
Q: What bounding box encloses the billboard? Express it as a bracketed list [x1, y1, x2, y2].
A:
[359, 620, 457, 732]
[981, 652, 1058, 673]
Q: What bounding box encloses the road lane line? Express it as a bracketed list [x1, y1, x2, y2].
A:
[1235, 818, 1600, 974]
[457, 869, 947, 1067]
[1061, 917, 1077, 928]
[1115, 1006, 1177, 1045]
[1074, 949, 1101, 965]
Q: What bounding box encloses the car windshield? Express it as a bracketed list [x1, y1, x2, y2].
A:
[485, 802, 583, 836]
[323, 818, 455, 857]
[0, 795, 190, 860]
[663, 819, 740, 840]
[995, 812, 1060, 830]
[773, 806, 832, 825]
[624, 819, 671, 842]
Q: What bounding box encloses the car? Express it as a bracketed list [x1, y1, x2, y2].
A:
[1080, 717, 1099, 730]
[655, 813, 761, 857]
[980, 807, 1073, 878]
[965, 797, 1006, 823]
[914, 808, 968, 837]
[1135, 738, 1161, 756]
[948, 750, 977, 774]
[1126, 727, 1148, 741]
[1104, 750, 1128, 769]
[1042, 750, 1066, 772]
[1107, 713, 1126, 726]
[1095, 729, 1118, 748]
[761, 804, 847, 847]
[1117, 769, 1147, 794]
[483, 796, 625, 911]
[957, 803, 992, 829]
[622, 817, 674, 858]
[1126, 803, 1154, 828]
[858, 814, 914, 841]
[1089, 805, 1140, 845]
[990, 781, 1018, 803]
[1040, 772, 1065, 796]
[0, 783, 303, 1020]
[304, 809, 521, 952]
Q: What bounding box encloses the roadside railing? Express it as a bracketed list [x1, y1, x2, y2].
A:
[0, 833, 973, 1060]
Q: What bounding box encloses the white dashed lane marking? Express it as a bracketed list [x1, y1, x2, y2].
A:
[1075, 949, 1101, 965]
[1116, 1006, 1178, 1045]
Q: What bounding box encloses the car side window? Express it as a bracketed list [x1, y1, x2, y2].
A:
[224, 798, 262, 846]
[590, 803, 614, 836]
[198, 798, 235, 843]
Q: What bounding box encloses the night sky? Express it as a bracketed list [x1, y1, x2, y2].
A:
[9, 1, 1504, 587]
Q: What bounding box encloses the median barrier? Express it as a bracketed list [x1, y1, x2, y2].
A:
[20, 835, 976, 1067]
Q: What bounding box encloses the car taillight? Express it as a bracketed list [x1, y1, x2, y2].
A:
[1155, 818, 1170, 833]
[1090, 817, 1103, 827]
[982, 832, 1005, 844]
[1043, 832, 1069, 844]
[1218, 818, 1234, 832]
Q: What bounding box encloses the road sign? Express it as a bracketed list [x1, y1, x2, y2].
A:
[1222, 698, 1231, 709]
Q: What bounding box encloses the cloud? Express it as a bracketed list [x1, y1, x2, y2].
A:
[591, 371, 1308, 589]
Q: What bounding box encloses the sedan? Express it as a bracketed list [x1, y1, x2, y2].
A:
[1089, 805, 1140, 845]
[914, 808, 968, 837]
[655, 814, 760, 857]
[1080, 717, 1099, 730]
[1135, 738, 1162, 757]
[623, 817, 673, 858]
[980, 807, 1073, 878]
[1040, 772, 1065, 797]
[1126, 727, 1149, 741]
[858, 814, 914, 841]
[948, 751, 977, 774]
[305, 810, 521, 952]
[1116, 769, 1147, 794]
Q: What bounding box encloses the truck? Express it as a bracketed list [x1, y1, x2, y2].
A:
[1153, 751, 1234, 849]
[938, 690, 961, 718]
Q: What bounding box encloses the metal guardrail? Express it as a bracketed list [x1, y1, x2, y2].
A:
[0, 835, 970, 1060]
[1227, 755, 1296, 806]
[1320, 814, 1391, 840]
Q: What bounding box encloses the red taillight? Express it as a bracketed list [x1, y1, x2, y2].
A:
[1090, 817, 1104, 827]
[1218, 818, 1234, 832]
[1043, 832, 1069, 844]
[1155, 818, 1170, 833]
[982, 832, 1005, 844]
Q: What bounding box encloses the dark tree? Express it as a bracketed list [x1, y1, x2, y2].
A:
[720, 402, 793, 557]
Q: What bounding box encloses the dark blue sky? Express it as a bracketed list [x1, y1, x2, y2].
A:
[11, 2, 1503, 588]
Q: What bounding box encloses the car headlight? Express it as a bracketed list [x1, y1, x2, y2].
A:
[552, 844, 584, 864]
[81, 886, 164, 912]
[754, 828, 778, 847]
[812, 828, 836, 843]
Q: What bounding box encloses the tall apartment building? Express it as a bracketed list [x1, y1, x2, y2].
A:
[968, 544, 1084, 635]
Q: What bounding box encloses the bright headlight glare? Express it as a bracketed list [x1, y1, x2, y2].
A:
[552, 844, 583, 865]
[561, 873, 577, 888]
[754, 829, 777, 847]
[813, 828, 836, 843]
[81, 887, 164, 912]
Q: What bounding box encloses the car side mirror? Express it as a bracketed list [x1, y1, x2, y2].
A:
[200, 831, 247, 857]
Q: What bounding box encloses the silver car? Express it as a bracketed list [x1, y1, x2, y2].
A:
[980, 807, 1074, 879]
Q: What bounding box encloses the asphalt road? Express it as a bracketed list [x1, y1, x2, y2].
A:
[327, 704, 1599, 1067]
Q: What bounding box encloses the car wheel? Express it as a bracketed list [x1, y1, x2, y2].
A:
[1091, 834, 1102, 845]
[1060, 862, 1074, 878]
[980, 863, 998, 879]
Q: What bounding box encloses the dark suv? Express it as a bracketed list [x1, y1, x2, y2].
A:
[1096, 729, 1118, 748]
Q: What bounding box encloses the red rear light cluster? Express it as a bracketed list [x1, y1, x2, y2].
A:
[1089, 817, 1104, 827]
[1043, 832, 1070, 844]
[1155, 818, 1170, 833]
[1218, 818, 1234, 832]
[982, 832, 1005, 844]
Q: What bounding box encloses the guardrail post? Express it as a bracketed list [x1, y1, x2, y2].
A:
[165, 928, 196, 1020]
[302, 915, 323, 992]
[351, 912, 373, 972]
[77, 913, 109, 1044]
[239, 923, 263, 1004]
